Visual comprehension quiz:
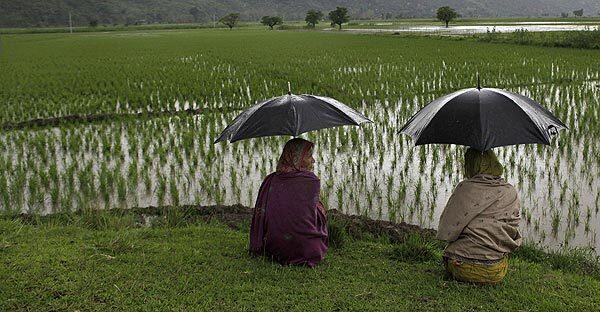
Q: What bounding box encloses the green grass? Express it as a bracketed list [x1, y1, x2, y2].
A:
[1, 214, 599, 311]
[513, 244, 600, 278]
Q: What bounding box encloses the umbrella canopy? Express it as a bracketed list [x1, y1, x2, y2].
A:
[215, 93, 372, 143]
[399, 87, 567, 151]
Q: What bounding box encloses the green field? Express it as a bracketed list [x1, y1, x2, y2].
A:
[1, 209, 599, 311]
[0, 28, 598, 255]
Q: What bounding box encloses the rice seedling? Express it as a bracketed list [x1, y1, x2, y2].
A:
[49, 181, 60, 211]
[169, 178, 180, 207]
[156, 174, 167, 207]
[0, 176, 10, 211]
[337, 187, 344, 212]
[116, 175, 127, 207]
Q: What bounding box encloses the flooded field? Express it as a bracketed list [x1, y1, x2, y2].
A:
[342, 23, 599, 34]
[0, 29, 598, 253]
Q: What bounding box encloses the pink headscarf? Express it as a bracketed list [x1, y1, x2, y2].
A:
[276, 138, 315, 173]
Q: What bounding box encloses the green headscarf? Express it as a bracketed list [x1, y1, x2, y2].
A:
[464, 148, 504, 178]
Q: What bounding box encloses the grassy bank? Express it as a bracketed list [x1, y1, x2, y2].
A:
[1, 207, 599, 311]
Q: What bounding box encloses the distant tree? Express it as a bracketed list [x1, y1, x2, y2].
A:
[220, 13, 240, 29]
[573, 9, 584, 17]
[305, 10, 323, 28]
[260, 16, 283, 29]
[189, 7, 201, 22]
[561, 12, 569, 18]
[436, 6, 459, 28]
[89, 19, 98, 27]
[328, 7, 349, 30]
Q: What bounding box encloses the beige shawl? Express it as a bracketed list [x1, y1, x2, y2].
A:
[437, 174, 522, 261]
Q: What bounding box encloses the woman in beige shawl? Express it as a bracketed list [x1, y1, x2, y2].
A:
[437, 148, 522, 284]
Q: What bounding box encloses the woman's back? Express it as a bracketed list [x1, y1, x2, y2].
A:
[437, 174, 521, 261]
[437, 148, 522, 284]
[249, 138, 328, 267]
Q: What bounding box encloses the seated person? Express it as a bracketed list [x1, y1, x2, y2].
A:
[249, 138, 328, 267]
[437, 148, 522, 284]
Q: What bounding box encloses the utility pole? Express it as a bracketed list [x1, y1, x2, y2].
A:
[69, 11, 73, 33]
[213, 14, 216, 28]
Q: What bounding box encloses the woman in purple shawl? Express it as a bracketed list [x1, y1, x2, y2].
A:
[249, 138, 328, 267]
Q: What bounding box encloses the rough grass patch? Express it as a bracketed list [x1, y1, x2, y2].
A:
[92, 234, 136, 255]
[391, 234, 441, 263]
[0, 239, 12, 251]
[327, 218, 348, 249]
[513, 243, 600, 279]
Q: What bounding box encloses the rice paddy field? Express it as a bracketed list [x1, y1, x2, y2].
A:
[0, 29, 598, 254]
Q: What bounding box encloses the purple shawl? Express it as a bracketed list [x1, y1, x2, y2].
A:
[249, 170, 328, 267]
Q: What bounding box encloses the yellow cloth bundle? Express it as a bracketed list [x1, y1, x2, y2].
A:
[444, 257, 509, 284]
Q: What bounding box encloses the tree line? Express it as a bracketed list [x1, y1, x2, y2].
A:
[217, 7, 350, 30]
[79, 5, 592, 30]
[217, 6, 464, 30]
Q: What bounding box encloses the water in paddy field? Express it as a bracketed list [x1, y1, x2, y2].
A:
[0, 64, 598, 255]
[343, 23, 599, 35]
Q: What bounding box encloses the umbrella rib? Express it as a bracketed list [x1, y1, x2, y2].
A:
[401, 88, 472, 141]
[477, 90, 485, 151]
[307, 95, 369, 125]
[492, 88, 567, 130]
[490, 89, 553, 145]
[227, 97, 277, 142]
[292, 101, 300, 136]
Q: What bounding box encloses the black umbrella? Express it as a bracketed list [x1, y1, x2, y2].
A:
[399, 84, 567, 151]
[215, 91, 372, 143]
